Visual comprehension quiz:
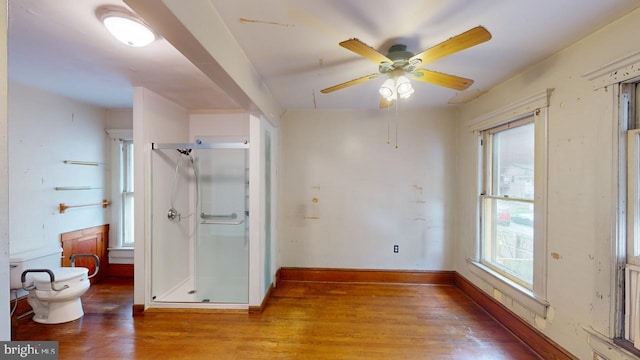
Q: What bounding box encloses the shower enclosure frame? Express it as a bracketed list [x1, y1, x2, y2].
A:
[134, 109, 275, 313]
[148, 140, 250, 310]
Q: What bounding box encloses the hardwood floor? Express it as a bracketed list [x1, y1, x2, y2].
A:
[12, 277, 540, 359]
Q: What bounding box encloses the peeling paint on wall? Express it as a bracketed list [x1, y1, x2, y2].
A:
[534, 314, 547, 329]
[492, 289, 504, 304]
[546, 306, 555, 322]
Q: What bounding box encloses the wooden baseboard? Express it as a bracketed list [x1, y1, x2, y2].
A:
[132, 304, 145, 316]
[279, 267, 455, 285]
[107, 264, 134, 278]
[249, 282, 275, 314]
[454, 273, 577, 360]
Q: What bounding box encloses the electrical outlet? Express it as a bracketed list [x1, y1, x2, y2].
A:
[393, 245, 399, 253]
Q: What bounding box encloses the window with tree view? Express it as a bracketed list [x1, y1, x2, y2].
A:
[481, 117, 535, 288]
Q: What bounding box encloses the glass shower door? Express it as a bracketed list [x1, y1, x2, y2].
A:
[195, 148, 248, 303]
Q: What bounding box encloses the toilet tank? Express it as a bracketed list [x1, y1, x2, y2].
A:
[9, 247, 63, 290]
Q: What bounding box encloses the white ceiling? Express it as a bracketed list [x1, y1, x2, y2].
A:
[8, 0, 640, 112]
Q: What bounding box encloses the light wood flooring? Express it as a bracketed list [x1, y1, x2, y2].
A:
[12, 277, 540, 359]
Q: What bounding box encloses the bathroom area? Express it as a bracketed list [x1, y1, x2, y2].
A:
[6, 83, 277, 326]
[134, 87, 277, 311]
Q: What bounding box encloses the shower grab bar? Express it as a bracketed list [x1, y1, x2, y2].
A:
[201, 219, 245, 225]
[201, 212, 237, 220]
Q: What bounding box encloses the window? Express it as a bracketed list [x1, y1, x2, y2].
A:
[107, 130, 134, 248]
[481, 117, 535, 288]
[623, 81, 640, 350]
[466, 89, 550, 317]
[626, 82, 640, 266]
[121, 140, 134, 246]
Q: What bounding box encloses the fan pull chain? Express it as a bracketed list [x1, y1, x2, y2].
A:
[394, 100, 399, 149]
[386, 106, 391, 144]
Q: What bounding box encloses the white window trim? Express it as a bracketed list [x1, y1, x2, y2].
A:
[582, 51, 640, 354]
[465, 88, 553, 131]
[582, 49, 640, 90]
[466, 89, 552, 318]
[585, 326, 640, 360]
[106, 129, 133, 249]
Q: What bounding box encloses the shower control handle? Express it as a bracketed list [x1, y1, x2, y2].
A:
[167, 208, 181, 222]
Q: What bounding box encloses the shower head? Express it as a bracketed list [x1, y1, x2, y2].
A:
[177, 148, 192, 156]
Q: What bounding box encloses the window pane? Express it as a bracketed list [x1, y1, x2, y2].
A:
[122, 140, 134, 246]
[483, 198, 534, 286]
[492, 123, 534, 199]
[123, 141, 134, 192]
[123, 192, 134, 246]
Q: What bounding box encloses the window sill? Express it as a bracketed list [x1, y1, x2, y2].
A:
[467, 259, 549, 318]
[108, 247, 134, 264]
[585, 326, 640, 359]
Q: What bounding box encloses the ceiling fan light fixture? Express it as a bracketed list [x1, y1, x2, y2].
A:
[399, 87, 414, 99]
[396, 75, 413, 98]
[379, 78, 396, 99]
[98, 7, 157, 47]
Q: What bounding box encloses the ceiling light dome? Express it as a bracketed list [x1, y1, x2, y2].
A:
[97, 6, 157, 47]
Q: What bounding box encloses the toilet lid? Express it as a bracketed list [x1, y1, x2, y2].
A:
[26, 267, 88, 284]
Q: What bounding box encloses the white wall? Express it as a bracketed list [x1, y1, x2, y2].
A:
[0, 0, 9, 340]
[278, 108, 456, 270]
[455, 8, 640, 359]
[133, 87, 190, 306]
[189, 112, 249, 139]
[106, 109, 133, 130]
[8, 82, 109, 255]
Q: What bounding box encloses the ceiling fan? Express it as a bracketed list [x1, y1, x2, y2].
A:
[320, 26, 492, 108]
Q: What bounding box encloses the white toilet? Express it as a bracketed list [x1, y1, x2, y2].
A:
[10, 247, 98, 324]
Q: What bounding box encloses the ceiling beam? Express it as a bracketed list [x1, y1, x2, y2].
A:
[125, 0, 282, 125]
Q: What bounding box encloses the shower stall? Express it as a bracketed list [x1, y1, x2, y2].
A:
[149, 139, 250, 306]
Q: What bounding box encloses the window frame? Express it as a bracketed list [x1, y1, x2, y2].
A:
[121, 139, 134, 247]
[480, 116, 536, 289]
[465, 89, 551, 318]
[583, 52, 640, 356]
[623, 81, 640, 349]
[107, 129, 134, 249]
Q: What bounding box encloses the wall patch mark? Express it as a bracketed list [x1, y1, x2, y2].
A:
[239, 18, 294, 27]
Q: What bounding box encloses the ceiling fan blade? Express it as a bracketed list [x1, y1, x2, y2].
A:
[410, 69, 474, 91]
[409, 26, 492, 65]
[320, 73, 382, 94]
[380, 97, 395, 109]
[339, 38, 393, 65]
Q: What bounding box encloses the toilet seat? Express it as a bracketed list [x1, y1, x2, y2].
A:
[26, 267, 88, 291]
[11, 248, 98, 324]
[24, 267, 91, 324]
